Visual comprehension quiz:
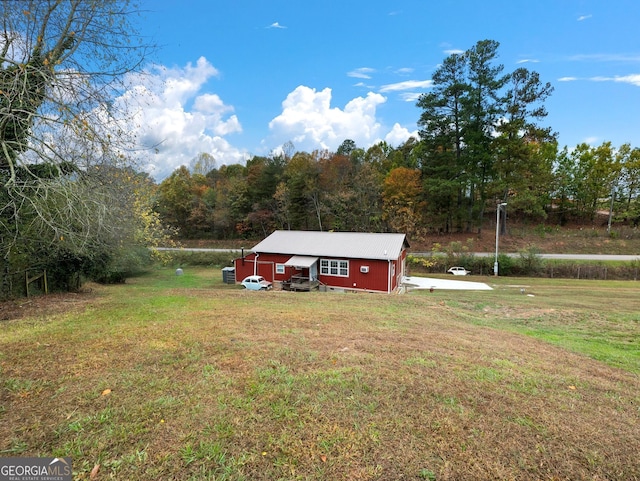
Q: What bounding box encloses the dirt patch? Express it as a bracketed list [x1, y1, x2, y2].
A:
[0, 286, 99, 321]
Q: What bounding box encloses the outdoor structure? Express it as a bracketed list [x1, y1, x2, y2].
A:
[234, 230, 409, 293]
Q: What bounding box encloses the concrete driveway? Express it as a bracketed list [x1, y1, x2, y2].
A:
[402, 275, 493, 291]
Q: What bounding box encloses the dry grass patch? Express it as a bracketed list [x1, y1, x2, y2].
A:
[1, 269, 639, 480]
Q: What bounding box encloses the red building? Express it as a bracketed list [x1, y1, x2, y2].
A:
[234, 231, 409, 293]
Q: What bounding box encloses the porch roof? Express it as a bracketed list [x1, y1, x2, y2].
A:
[284, 255, 318, 268]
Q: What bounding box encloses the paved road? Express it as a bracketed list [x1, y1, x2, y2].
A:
[430, 252, 640, 261]
[155, 247, 238, 253]
[153, 247, 639, 261]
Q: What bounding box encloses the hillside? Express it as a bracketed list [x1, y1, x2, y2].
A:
[181, 216, 640, 256]
[412, 221, 640, 254]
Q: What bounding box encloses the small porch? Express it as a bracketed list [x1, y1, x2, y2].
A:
[282, 274, 320, 292]
[281, 255, 320, 292]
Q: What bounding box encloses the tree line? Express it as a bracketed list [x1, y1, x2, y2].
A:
[154, 42, 640, 240]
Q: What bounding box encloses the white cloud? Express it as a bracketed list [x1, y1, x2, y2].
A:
[590, 74, 640, 86]
[516, 59, 540, 64]
[267, 86, 388, 152]
[384, 123, 419, 145]
[568, 53, 640, 62]
[399, 92, 422, 102]
[193, 93, 230, 113]
[192, 93, 242, 135]
[577, 14, 592, 21]
[348, 67, 376, 79]
[557, 74, 640, 87]
[117, 57, 247, 181]
[110, 57, 429, 180]
[438, 42, 464, 56]
[614, 74, 640, 86]
[379, 80, 433, 92]
[267, 22, 286, 29]
[159, 57, 219, 107]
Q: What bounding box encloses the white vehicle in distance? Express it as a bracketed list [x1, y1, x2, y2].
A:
[447, 266, 470, 276]
[241, 275, 273, 290]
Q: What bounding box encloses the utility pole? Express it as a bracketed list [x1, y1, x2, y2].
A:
[494, 202, 507, 276]
[607, 184, 616, 235]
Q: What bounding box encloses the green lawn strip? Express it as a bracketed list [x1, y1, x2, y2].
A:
[418, 277, 640, 374]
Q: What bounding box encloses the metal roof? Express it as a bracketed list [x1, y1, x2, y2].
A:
[252, 231, 409, 260]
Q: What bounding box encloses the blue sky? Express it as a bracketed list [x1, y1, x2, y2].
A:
[130, 0, 640, 180]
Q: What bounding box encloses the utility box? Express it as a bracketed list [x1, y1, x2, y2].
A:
[221, 267, 235, 284]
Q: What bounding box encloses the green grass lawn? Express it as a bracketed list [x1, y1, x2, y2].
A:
[1, 268, 638, 480]
[416, 275, 640, 374]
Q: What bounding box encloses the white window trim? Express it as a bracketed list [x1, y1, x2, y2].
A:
[320, 259, 349, 277]
[275, 264, 285, 274]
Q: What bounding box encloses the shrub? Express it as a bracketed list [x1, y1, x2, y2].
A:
[496, 254, 514, 276]
[88, 247, 153, 284]
[407, 254, 436, 271]
[518, 245, 543, 276]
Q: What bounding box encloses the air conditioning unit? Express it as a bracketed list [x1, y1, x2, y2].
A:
[360, 266, 369, 273]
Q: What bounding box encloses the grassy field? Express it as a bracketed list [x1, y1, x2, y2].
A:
[1, 269, 639, 480]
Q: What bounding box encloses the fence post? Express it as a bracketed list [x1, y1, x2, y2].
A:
[25, 270, 48, 297]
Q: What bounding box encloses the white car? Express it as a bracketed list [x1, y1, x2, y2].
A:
[447, 266, 470, 276]
[241, 275, 273, 290]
